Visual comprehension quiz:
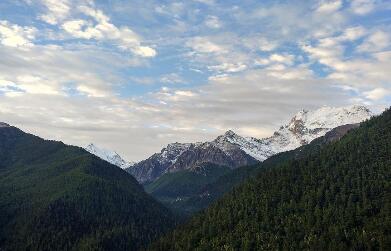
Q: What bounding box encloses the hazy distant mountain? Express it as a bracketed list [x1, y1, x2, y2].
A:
[85, 143, 135, 169]
[127, 105, 372, 183]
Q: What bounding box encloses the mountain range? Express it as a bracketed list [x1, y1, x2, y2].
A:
[123, 105, 371, 184]
[83, 105, 373, 215]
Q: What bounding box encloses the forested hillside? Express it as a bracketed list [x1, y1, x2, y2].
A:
[0, 125, 174, 251]
[145, 163, 231, 214]
[150, 108, 391, 250]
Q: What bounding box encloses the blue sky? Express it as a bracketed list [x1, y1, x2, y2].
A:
[0, 0, 390, 160]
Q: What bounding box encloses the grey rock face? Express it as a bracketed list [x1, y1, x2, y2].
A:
[126, 138, 258, 184]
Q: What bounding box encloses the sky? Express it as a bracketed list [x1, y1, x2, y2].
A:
[0, 0, 390, 161]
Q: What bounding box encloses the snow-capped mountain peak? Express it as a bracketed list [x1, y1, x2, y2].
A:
[228, 105, 372, 161]
[85, 143, 134, 169]
[287, 105, 371, 134]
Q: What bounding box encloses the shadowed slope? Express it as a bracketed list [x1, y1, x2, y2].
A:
[0, 125, 174, 251]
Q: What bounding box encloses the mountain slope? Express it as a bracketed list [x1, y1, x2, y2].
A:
[150, 108, 391, 250]
[127, 105, 371, 184]
[0, 125, 174, 251]
[145, 163, 231, 198]
[145, 163, 231, 215]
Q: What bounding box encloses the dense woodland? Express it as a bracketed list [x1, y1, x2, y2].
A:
[145, 163, 232, 216]
[0, 127, 174, 251]
[150, 108, 391, 250]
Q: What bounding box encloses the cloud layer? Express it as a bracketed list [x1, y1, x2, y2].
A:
[0, 0, 390, 160]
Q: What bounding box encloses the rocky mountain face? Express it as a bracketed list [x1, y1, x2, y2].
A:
[127, 135, 259, 184]
[127, 105, 372, 184]
[85, 143, 134, 169]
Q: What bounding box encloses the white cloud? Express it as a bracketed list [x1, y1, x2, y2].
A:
[317, 26, 366, 48]
[258, 38, 278, 51]
[302, 26, 367, 67]
[301, 26, 368, 70]
[364, 87, 391, 100]
[266, 65, 313, 80]
[0, 21, 36, 48]
[242, 37, 278, 52]
[76, 85, 108, 97]
[204, 15, 222, 29]
[316, 0, 343, 13]
[269, 54, 295, 65]
[39, 0, 71, 25]
[234, 2, 348, 41]
[254, 58, 271, 66]
[0, 0, 388, 162]
[174, 90, 197, 97]
[350, 0, 376, 15]
[266, 64, 286, 71]
[61, 5, 156, 57]
[186, 36, 226, 54]
[301, 25, 391, 101]
[62, 19, 102, 39]
[340, 26, 367, 41]
[155, 2, 185, 18]
[208, 63, 247, 73]
[0, 43, 132, 98]
[16, 75, 60, 95]
[357, 30, 390, 52]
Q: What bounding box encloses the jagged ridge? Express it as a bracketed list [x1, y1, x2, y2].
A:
[127, 105, 372, 183]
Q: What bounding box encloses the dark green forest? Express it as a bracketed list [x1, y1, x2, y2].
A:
[150, 108, 391, 250]
[0, 126, 174, 251]
[145, 163, 231, 215]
